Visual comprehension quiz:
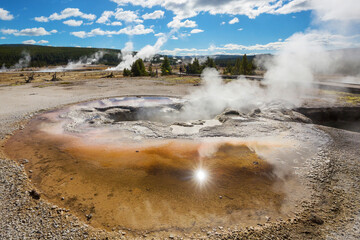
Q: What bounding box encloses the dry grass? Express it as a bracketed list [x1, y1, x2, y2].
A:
[319, 89, 360, 105]
[0, 69, 203, 86]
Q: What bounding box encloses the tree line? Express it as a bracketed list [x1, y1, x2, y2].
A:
[184, 55, 254, 75]
[123, 56, 172, 77]
[0, 44, 121, 68]
[123, 55, 256, 77]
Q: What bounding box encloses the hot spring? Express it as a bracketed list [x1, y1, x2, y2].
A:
[4, 96, 330, 234]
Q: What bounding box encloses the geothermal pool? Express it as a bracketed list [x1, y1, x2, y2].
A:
[5, 97, 330, 233]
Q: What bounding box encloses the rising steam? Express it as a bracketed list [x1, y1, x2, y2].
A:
[61, 51, 105, 71]
[108, 35, 168, 71]
[0, 51, 31, 72]
[178, 0, 360, 120]
[38, 51, 106, 72]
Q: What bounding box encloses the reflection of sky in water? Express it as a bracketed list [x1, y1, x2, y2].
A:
[78, 96, 183, 109]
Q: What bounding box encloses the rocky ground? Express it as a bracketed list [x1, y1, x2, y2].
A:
[0, 75, 359, 239]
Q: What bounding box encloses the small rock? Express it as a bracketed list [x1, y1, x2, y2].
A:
[169, 234, 175, 239]
[86, 214, 92, 221]
[219, 196, 223, 199]
[310, 215, 324, 225]
[29, 189, 40, 200]
[20, 159, 29, 164]
[253, 108, 261, 114]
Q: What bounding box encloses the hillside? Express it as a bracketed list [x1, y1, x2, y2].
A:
[0, 44, 122, 68]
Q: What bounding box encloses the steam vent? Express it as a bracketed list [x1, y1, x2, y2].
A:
[5, 96, 335, 238]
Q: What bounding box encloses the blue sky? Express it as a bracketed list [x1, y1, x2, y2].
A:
[0, 0, 359, 55]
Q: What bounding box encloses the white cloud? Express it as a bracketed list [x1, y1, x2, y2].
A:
[71, 31, 87, 38]
[229, 17, 239, 24]
[0, 37, 6, 40]
[114, 8, 143, 23]
[310, 0, 360, 21]
[142, 10, 165, 20]
[1, 27, 56, 36]
[120, 24, 154, 35]
[167, 19, 197, 29]
[97, 8, 142, 24]
[36, 8, 96, 22]
[221, 21, 226, 25]
[171, 36, 178, 40]
[109, 0, 305, 20]
[1, 29, 18, 35]
[190, 29, 204, 34]
[154, 32, 165, 37]
[111, 21, 122, 26]
[23, 40, 37, 45]
[96, 11, 114, 24]
[22, 39, 49, 45]
[63, 19, 83, 26]
[34, 16, 49, 22]
[0, 8, 14, 21]
[160, 30, 360, 55]
[112, 0, 357, 21]
[238, 28, 243, 31]
[71, 24, 154, 38]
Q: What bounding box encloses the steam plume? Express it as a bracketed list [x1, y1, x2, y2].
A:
[62, 51, 105, 70]
[0, 51, 31, 72]
[108, 35, 168, 71]
[14, 51, 31, 69]
[155, 1, 360, 121]
[38, 51, 106, 72]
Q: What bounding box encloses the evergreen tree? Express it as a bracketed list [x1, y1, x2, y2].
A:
[232, 58, 241, 75]
[203, 57, 216, 68]
[161, 56, 172, 75]
[247, 60, 254, 75]
[241, 54, 249, 75]
[130, 58, 148, 77]
[123, 68, 131, 76]
[187, 58, 202, 74]
[224, 63, 233, 75]
[148, 63, 154, 77]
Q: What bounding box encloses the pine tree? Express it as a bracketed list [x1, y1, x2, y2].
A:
[131, 60, 141, 76]
[224, 63, 233, 75]
[241, 54, 249, 75]
[204, 57, 216, 68]
[123, 68, 131, 76]
[161, 56, 172, 75]
[130, 59, 148, 76]
[232, 58, 241, 75]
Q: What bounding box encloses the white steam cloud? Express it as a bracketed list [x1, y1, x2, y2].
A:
[0, 51, 31, 72]
[179, 69, 266, 120]
[63, 51, 105, 70]
[179, 0, 360, 120]
[39, 51, 105, 72]
[108, 35, 168, 71]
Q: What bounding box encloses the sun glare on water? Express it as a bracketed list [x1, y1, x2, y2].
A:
[194, 168, 208, 184]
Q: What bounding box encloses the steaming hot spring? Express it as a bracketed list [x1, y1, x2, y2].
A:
[5, 96, 330, 234]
